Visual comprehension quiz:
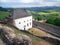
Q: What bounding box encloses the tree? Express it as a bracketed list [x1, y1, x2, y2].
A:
[54, 18, 60, 26]
[46, 16, 56, 24]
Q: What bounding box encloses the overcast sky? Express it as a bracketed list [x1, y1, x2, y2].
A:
[0, 0, 60, 8]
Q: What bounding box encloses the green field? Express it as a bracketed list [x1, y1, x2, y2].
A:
[0, 11, 9, 20]
[38, 11, 60, 15]
[31, 10, 60, 15]
[30, 10, 60, 26]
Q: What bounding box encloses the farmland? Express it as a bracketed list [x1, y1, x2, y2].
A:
[28, 7, 60, 26]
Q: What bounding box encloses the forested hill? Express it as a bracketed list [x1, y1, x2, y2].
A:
[0, 6, 60, 12]
[26, 6, 60, 12]
[25, 6, 60, 26]
[0, 7, 13, 12]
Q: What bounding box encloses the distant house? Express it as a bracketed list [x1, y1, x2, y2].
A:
[7, 8, 32, 30]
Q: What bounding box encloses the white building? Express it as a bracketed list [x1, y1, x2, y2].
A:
[7, 9, 32, 30]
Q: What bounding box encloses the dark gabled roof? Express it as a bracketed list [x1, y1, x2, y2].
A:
[12, 8, 31, 19]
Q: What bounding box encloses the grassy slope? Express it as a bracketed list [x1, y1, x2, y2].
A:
[31, 9, 60, 15]
[1, 24, 54, 45]
[0, 11, 9, 20]
[10, 27, 55, 45]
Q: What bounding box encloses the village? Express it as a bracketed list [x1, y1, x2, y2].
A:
[0, 8, 60, 45]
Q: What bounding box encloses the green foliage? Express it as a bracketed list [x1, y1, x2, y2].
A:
[46, 17, 56, 24]
[36, 16, 42, 21]
[32, 13, 43, 21]
[46, 17, 60, 26]
[0, 11, 9, 20]
[54, 18, 60, 26]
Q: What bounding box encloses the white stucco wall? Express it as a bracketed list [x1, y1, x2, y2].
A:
[14, 16, 32, 30]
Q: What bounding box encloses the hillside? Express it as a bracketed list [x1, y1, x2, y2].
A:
[0, 24, 60, 45]
[26, 6, 60, 12]
[26, 6, 60, 26]
[0, 6, 60, 26]
[0, 11, 9, 20]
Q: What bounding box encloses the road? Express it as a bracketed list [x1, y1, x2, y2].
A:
[33, 21, 60, 38]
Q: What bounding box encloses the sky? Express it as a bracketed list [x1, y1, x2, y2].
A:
[0, 0, 60, 8]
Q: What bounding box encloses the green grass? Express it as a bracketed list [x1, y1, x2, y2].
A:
[38, 11, 60, 15]
[38, 12, 49, 15]
[31, 10, 60, 15]
[0, 11, 9, 20]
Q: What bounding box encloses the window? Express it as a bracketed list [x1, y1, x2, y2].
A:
[30, 22, 31, 25]
[19, 22, 21, 24]
[24, 25, 26, 30]
[24, 25, 26, 27]
[27, 23, 29, 26]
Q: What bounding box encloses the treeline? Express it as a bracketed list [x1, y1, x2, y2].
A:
[0, 7, 12, 12]
[0, 7, 8, 11]
[26, 6, 60, 12]
[31, 10, 60, 26]
[46, 17, 60, 26]
[32, 13, 45, 21]
[33, 14, 60, 26]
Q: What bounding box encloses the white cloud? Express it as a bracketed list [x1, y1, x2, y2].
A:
[20, 0, 34, 3]
[0, 0, 60, 7]
[0, 0, 8, 2]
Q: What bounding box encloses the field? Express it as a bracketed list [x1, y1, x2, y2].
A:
[30, 9, 60, 26]
[38, 11, 60, 15]
[0, 11, 9, 20]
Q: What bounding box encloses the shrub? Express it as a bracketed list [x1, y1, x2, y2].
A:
[46, 16, 56, 24]
[46, 16, 60, 26]
[54, 18, 60, 26]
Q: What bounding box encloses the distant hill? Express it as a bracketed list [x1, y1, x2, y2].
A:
[26, 6, 60, 12]
[0, 6, 60, 12]
[0, 7, 13, 12]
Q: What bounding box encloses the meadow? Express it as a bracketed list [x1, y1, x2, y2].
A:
[30, 9, 60, 26]
[0, 11, 9, 20]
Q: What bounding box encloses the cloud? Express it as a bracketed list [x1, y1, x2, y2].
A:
[0, 0, 60, 7]
[0, 0, 8, 2]
[0, 0, 37, 2]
